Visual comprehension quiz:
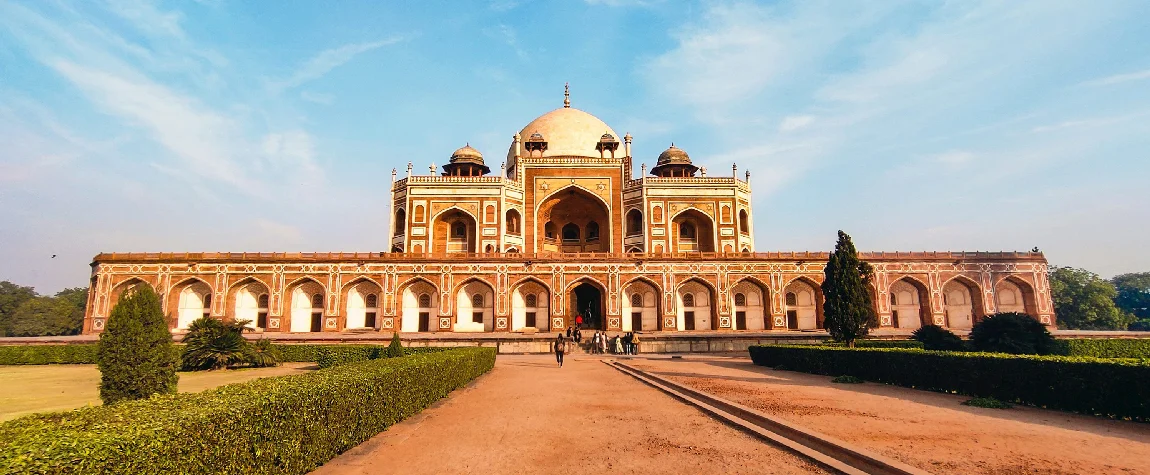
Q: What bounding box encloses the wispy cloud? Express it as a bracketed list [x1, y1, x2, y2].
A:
[268, 37, 408, 93]
[779, 115, 815, 132]
[300, 91, 335, 105]
[1081, 69, 1150, 87]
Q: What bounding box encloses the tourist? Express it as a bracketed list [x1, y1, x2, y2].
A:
[566, 326, 572, 339]
[600, 333, 608, 354]
[623, 332, 633, 355]
[591, 331, 601, 354]
[631, 332, 641, 355]
[576, 313, 584, 329]
[554, 334, 566, 368]
[574, 327, 582, 344]
[614, 334, 623, 354]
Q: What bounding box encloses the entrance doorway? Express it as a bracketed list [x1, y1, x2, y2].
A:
[571, 282, 603, 329]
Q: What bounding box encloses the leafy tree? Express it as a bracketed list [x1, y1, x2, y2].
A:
[1049, 267, 1134, 330]
[911, 325, 966, 351]
[821, 231, 876, 347]
[55, 287, 89, 313]
[8, 297, 82, 336]
[969, 312, 1057, 355]
[97, 285, 178, 404]
[0, 281, 36, 336]
[385, 332, 405, 358]
[181, 317, 252, 371]
[1112, 272, 1150, 330]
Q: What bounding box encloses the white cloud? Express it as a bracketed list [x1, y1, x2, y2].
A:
[300, 91, 335, 105]
[778, 115, 815, 132]
[269, 37, 408, 92]
[1081, 69, 1150, 87]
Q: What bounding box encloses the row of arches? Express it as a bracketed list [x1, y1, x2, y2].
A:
[105, 272, 1039, 333]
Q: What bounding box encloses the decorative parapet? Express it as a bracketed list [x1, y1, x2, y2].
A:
[626, 176, 751, 193]
[391, 176, 519, 192]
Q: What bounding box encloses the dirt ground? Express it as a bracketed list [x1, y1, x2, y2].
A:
[311, 354, 827, 475]
[630, 357, 1150, 475]
[0, 363, 315, 421]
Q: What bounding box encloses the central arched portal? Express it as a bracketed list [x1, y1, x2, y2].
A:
[537, 187, 611, 253]
[570, 281, 604, 330]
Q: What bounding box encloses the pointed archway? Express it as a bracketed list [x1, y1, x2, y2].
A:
[569, 280, 605, 330]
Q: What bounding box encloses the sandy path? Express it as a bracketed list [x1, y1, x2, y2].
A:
[630, 357, 1150, 475]
[312, 354, 826, 475]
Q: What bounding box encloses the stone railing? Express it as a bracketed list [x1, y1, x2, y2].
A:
[625, 176, 751, 192]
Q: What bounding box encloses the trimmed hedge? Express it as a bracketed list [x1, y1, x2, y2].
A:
[0, 343, 437, 366]
[0, 347, 496, 474]
[314, 345, 443, 369]
[822, 340, 924, 349]
[0, 344, 98, 365]
[748, 345, 1150, 420]
[1057, 339, 1150, 359]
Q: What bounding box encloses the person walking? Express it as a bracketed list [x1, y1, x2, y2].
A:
[566, 326, 572, 339]
[631, 332, 641, 355]
[623, 332, 633, 355]
[591, 332, 601, 354]
[600, 332, 608, 354]
[575, 313, 584, 329]
[614, 334, 623, 354]
[555, 334, 566, 368]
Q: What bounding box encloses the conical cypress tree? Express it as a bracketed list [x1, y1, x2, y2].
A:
[821, 231, 876, 347]
[97, 285, 179, 404]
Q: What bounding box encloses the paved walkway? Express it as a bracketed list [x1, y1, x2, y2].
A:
[311, 354, 826, 475]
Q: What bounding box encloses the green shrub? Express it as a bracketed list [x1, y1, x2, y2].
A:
[963, 397, 1012, 409]
[0, 344, 97, 364]
[0, 347, 496, 474]
[97, 286, 179, 405]
[386, 332, 404, 358]
[748, 345, 1150, 420]
[315, 345, 385, 369]
[831, 375, 863, 384]
[180, 317, 255, 371]
[1056, 339, 1150, 359]
[911, 325, 966, 351]
[970, 312, 1057, 355]
[245, 338, 280, 368]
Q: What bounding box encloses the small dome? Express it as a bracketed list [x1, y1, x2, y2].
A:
[656, 144, 691, 166]
[450, 143, 484, 163]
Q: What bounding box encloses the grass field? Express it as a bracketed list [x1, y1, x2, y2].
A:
[0, 363, 317, 422]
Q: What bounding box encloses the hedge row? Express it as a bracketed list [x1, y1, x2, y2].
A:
[823, 340, 924, 349]
[314, 345, 443, 369]
[748, 345, 1150, 420]
[0, 343, 434, 366]
[0, 347, 496, 474]
[1056, 339, 1150, 359]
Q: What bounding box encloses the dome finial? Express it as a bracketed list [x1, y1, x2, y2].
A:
[563, 82, 570, 108]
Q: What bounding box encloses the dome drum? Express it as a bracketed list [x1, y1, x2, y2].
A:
[444, 144, 490, 176]
[650, 145, 698, 177]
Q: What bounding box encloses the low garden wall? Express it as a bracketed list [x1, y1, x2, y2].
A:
[748, 345, 1150, 420]
[0, 347, 496, 474]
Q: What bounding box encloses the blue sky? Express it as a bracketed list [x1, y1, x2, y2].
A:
[2, 0, 1149, 293]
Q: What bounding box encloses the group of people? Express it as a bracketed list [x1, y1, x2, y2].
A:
[553, 329, 642, 367]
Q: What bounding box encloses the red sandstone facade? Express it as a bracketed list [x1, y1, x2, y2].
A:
[82, 90, 1054, 335]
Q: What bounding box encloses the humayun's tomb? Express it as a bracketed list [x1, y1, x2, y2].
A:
[81, 87, 1054, 336]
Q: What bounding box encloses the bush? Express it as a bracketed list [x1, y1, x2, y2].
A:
[911, 325, 966, 351]
[1056, 339, 1150, 359]
[824, 340, 924, 349]
[0, 344, 97, 364]
[315, 345, 385, 369]
[96, 286, 179, 405]
[969, 312, 1057, 355]
[245, 338, 280, 368]
[748, 345, 1150, 420]
[386, 332, 404, 358]
[831, 375, 863, 384]
[180, 317, 254, 371]
[0, 347, 496, 474]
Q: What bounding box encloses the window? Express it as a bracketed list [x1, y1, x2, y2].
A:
[472, 294, 483, 307]
[418, 293, 432, 308]
[739, 210, 749, 234]
[365, 294, 378, 328]
[366, 294, 378, 307]
[680, 222, 696, 240]
[472, 311, 483, 323]
[734, 293, 746, 306]
[586, 221, 600, 241]
[506, 209, 521, 234]
[545, 222, 557, 240]
[890, 293, 896, 306]
[626, 209, 643, 235]
[257, 294, 269, 308]
[257, 294, 269, 329]
[311, 294, 324, 309]
[683, 293, 695, 307]
[631, 293, 643, 307]
[785, 292, 797, 306]
[394, 209, 407, 236]
[414, 204, 425, 222]
[202, 293, 212, 318]
[525, 294, 537, 307]
[452, 222, 467, 238]
[562, 223, 580, 242]
[526, 312, 536, 328]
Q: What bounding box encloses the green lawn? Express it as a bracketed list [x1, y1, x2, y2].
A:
[0, 363, 316, 422]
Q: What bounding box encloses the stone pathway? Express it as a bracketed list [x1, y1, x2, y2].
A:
[311, 354, 826, 475]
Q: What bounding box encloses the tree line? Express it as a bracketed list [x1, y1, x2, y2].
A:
[0, 282, 87, 337]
